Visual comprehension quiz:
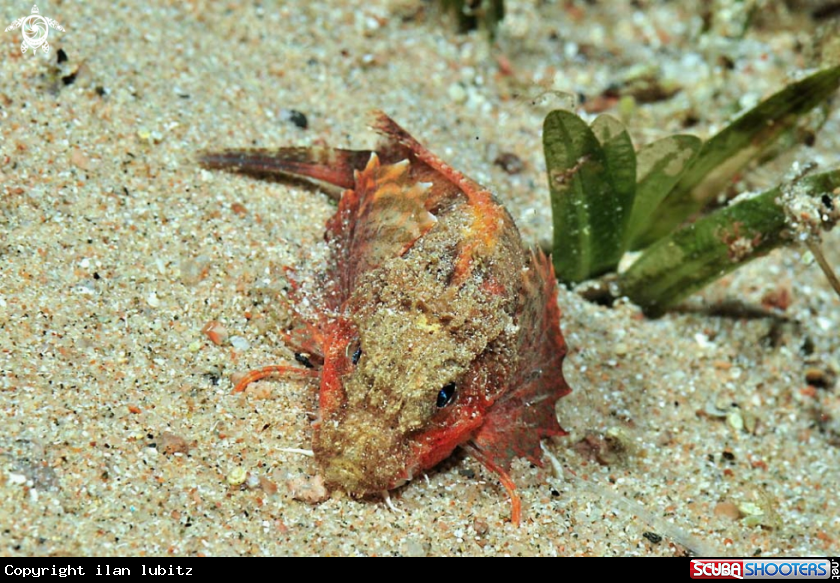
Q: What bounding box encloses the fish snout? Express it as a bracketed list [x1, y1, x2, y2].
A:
[314, 410, 409, 495]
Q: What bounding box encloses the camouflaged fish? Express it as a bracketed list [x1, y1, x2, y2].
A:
[200, 112, 572, 524]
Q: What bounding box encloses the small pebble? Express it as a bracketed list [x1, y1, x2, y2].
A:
[7, 473, 27, 485]
[70, 147, 90, 170]
[158, 431, 190, 455]
[259, 476, 279, 495]
[180, 255, 210, 285]
[280, 109, 308, 129]
[227, 467, 248, 486]
[743, 412, 757, 434]
[738, 502, 765, 526]
[714, 501, 741, 520]
[137, 129, 163, 144]
[61, 71, 77, 86]
[230, 335, 250, 351]
[726, 411, 744, 432]
[805, 367, 835, 389]
[493, 152, 525, 174]
[401, 537, 429, 557]
[202, 321, 229, 345]
[286, 474, 329, 504]
[448, 83, 468, 103]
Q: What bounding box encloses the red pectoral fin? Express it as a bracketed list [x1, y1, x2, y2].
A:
[198, 147, 375, 192]
[468, 369, 569, 469]
[469, 249, 571, 469]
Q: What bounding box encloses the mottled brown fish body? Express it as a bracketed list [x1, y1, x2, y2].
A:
[201, 112, 571, 523]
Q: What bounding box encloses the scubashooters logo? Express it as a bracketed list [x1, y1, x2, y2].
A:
[692, 561, 744, 579]
[691, 559, 834, 580]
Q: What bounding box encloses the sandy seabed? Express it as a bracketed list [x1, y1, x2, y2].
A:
[1, 0, 839, 556]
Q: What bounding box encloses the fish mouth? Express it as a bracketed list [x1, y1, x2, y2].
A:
[319, 452, 409, 496]
[313, 411, 409, 496]
[389, 476, 410, 489]
[321, 456, 381, 494]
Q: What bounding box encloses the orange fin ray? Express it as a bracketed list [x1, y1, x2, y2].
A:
[354, 155, 438, 262]
[370, 111, 492, 205]
[232, 365, 319, 393]
[327, 153, 439, 294]
[462, 442, 522, 526]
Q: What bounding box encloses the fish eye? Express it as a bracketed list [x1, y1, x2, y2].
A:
[351, 345, 362, 365]
[294, 352, 314, 369]
[436, 382, 457, 408]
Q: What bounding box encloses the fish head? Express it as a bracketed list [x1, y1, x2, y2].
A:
[312, 280, 511, 496]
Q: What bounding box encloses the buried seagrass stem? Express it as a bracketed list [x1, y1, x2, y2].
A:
[618, 169, 840, 317]
[633, 64, 840, 249]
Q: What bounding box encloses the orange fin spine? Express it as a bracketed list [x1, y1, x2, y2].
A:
[462, 442, 522, 526]
[232, 365, 319, 393]
[346, 152, 439, 272]
[370, 111, 491, 204]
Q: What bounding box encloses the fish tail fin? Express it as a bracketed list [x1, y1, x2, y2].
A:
[198, 147, 375, 191]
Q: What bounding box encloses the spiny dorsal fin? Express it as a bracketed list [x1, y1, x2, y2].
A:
[371, 111, 507, 283]
[329, 153, 438, 291]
